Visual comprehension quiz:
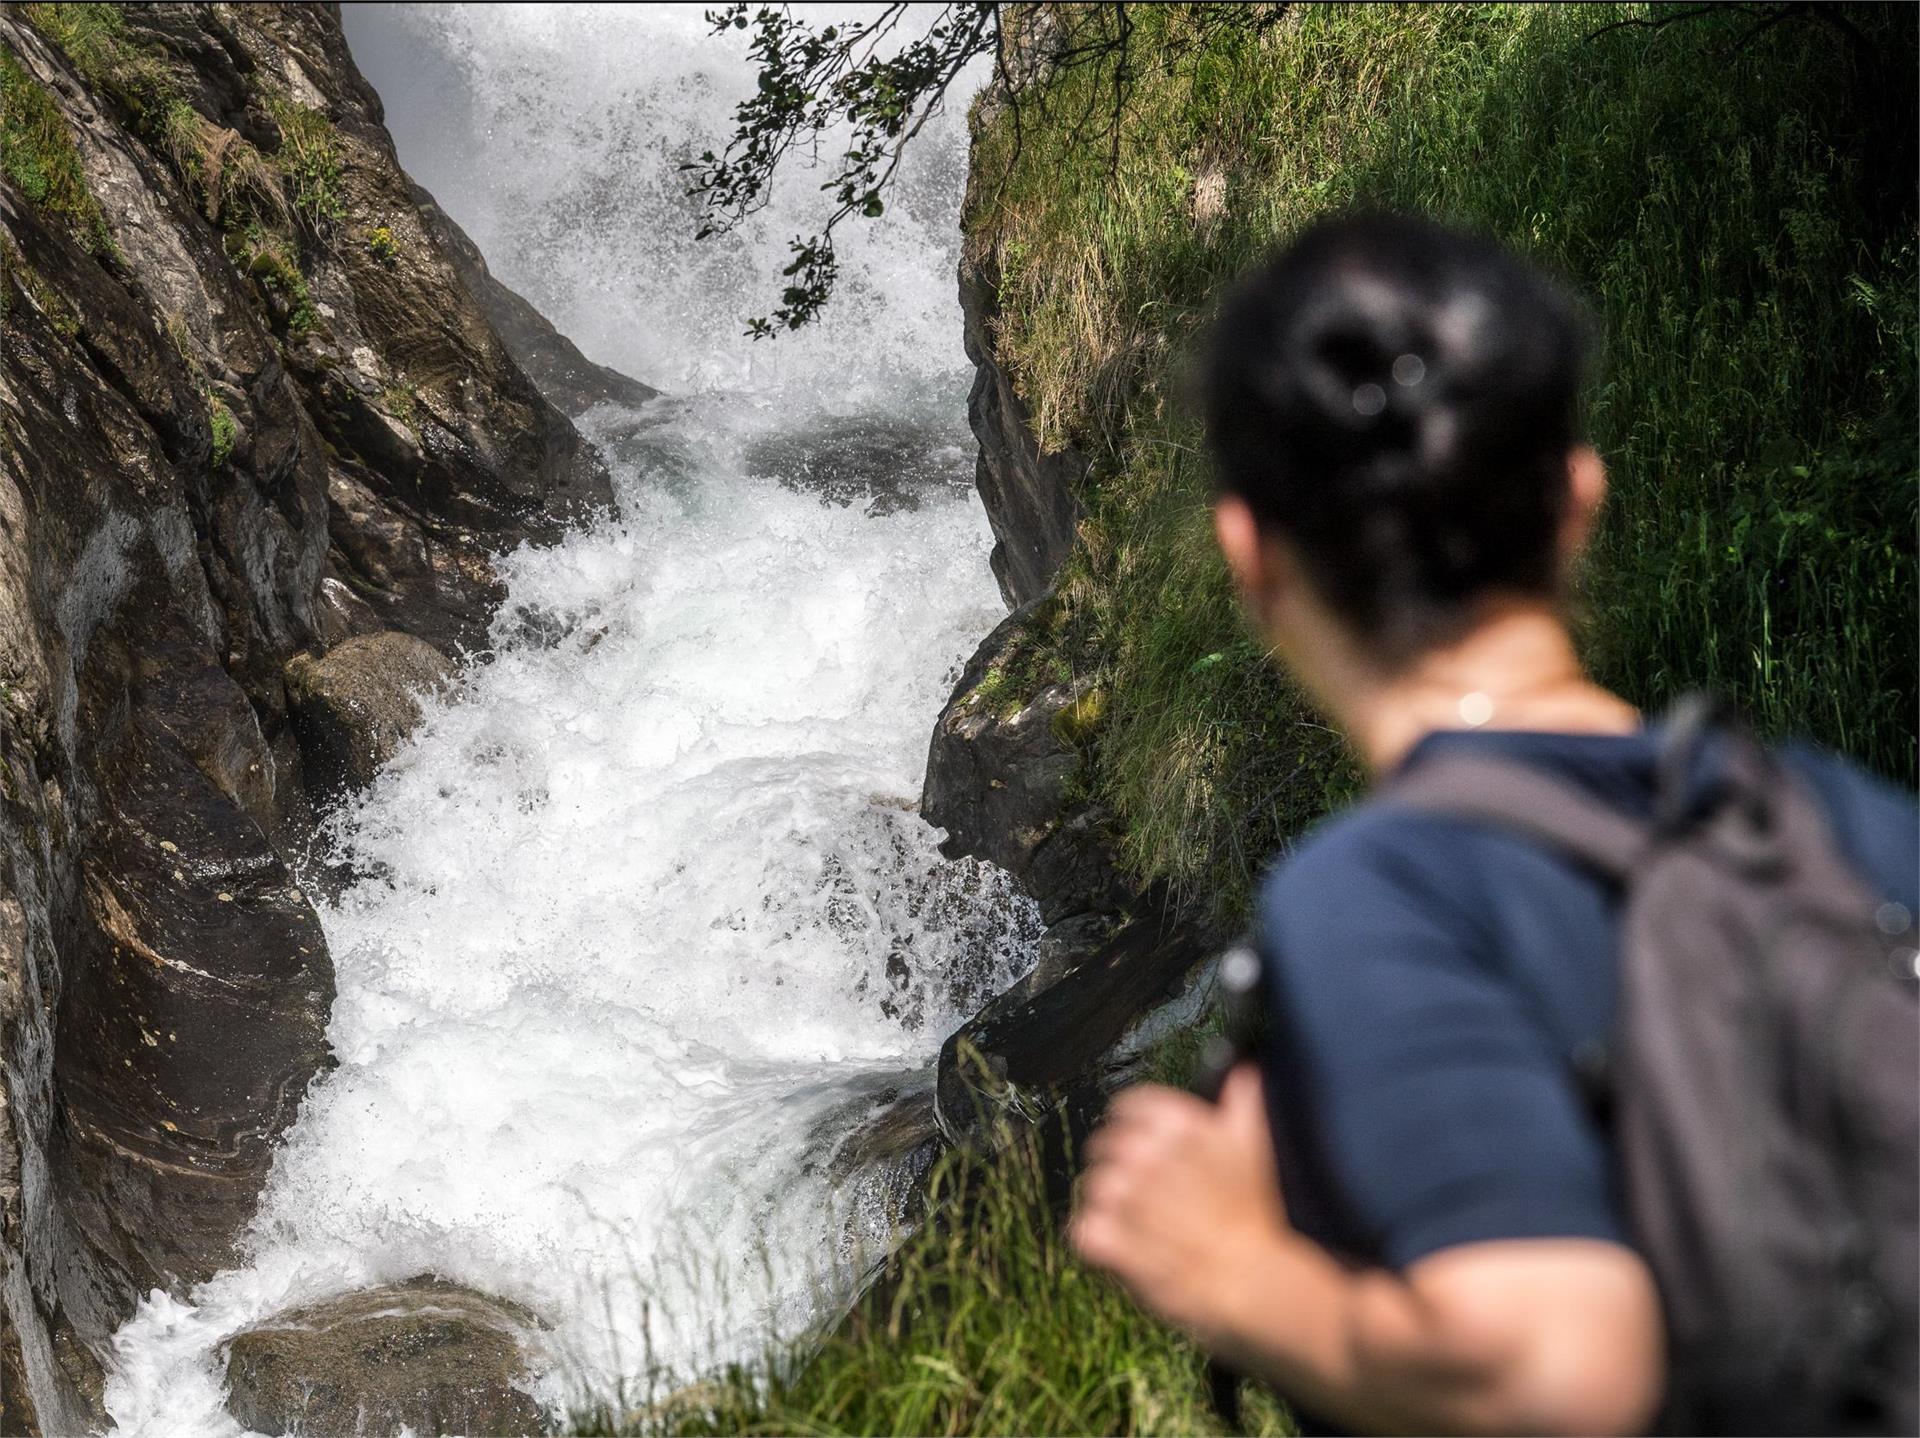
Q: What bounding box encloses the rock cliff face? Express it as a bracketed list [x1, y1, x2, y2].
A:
[0, 6, 633, 1431]
[927, 230, 1216, 1141]
[958, 254, 1087, 609]
[413, 181, 658, 420]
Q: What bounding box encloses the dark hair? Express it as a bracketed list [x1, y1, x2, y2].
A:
[1203, 211, 1591, 660]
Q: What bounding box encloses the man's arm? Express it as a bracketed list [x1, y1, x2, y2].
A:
[1071, 1068, 1665, 1436]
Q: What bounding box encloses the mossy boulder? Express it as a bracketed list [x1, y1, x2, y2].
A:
[923, 604, 1217, 1141]
[923, 604, 1124, 926]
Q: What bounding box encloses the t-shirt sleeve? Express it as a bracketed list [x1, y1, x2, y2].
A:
[1257, 821, 1626, 1270]
[1781, 743, 1919, 912]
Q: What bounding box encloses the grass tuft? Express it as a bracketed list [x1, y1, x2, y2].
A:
[264, 93, 347, 230]
[566, 1125, 1291, 1437]
[208, 396, 236, 468]
[0, 50, 113, 254]
[160, 99, 292, 231]
[228, 221, 318, 337]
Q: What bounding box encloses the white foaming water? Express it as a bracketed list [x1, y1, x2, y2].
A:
[346, 1, 977, 397]
[105, 7, 1018, 1432]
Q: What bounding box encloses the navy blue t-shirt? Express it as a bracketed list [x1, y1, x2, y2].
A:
[1254, 726, 1919, 1271]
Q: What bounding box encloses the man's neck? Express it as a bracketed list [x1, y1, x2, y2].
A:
[1316, 604, 1640, 775]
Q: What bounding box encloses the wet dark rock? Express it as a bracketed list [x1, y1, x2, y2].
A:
[0, 6, 619, 1427]
[221, 1277, 549, 1438]
[55, 710, 336, 1311]
[286, 631, 456, 798]
[922, 611, 1213, 1139]
[412, 180, 657, 418]
[958, 256, 1088, 607]
[936, 915, 1213, 1138]
[928, 286, 1218, 1138]
[743, 413, 974, 516]
[922, 605, 1127, 927]
[836, 1086, 946, 1269]
[819, 1072, 944, 1192]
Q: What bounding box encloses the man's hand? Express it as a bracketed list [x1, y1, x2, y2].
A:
[1070, 1064, 1284, 1343]
[1068, 1065, 1666, 1435]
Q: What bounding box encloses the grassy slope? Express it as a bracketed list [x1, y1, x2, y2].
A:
[979, 1, 1917, 917]
[611, 5, 1916, 1432]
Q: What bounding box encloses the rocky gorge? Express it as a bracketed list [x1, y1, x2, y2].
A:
[0, 7, 1212, 1434]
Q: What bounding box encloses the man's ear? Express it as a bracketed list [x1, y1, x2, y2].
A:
[1214, 495, 1268, 597]
[1561, 445, 1608, 561]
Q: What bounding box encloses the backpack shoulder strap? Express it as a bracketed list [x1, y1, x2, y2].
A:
[1388, 753, 1653, 881]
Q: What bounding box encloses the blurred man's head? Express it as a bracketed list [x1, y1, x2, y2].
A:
[1203, 213, 1605, 680]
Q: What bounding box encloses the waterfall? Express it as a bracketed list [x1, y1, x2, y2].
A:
[104, 6, 1029, 1430]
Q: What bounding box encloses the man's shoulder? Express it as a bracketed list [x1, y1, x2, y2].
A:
[1255, 793, 1509, 947]
[1779, 742, 1919, 908]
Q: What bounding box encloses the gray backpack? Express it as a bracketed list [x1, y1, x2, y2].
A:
[1397, 702, 1919, 1435]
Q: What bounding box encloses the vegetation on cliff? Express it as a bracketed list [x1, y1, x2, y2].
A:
[0, 47, 111, 254]
[970, 1, 1916, 916]
[21, 1, 370, 342]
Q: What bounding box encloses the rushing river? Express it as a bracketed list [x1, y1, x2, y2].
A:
[105, 6, 1030, 1430]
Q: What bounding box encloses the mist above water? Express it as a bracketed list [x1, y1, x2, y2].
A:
[345, 1, 977, 397]
[105, 7, 1021, 1431]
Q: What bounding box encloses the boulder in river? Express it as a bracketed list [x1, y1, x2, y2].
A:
[221, 1277, 549, 1438]
[285, 631, 456, 798]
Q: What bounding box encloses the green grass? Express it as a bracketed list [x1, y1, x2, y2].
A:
[208, 396, 236, 468]
[265, 92, 348, 229]
[968, 1, 1917, 915]
[567, 1125, 1291, 1438]
[1, 49, 112, 254]
[21, 2, 173, 130]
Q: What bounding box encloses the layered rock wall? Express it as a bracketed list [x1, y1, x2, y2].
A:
[0, 6, 634, 1430]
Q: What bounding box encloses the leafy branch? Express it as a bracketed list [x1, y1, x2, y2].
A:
[686, 3, 1289, 337]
